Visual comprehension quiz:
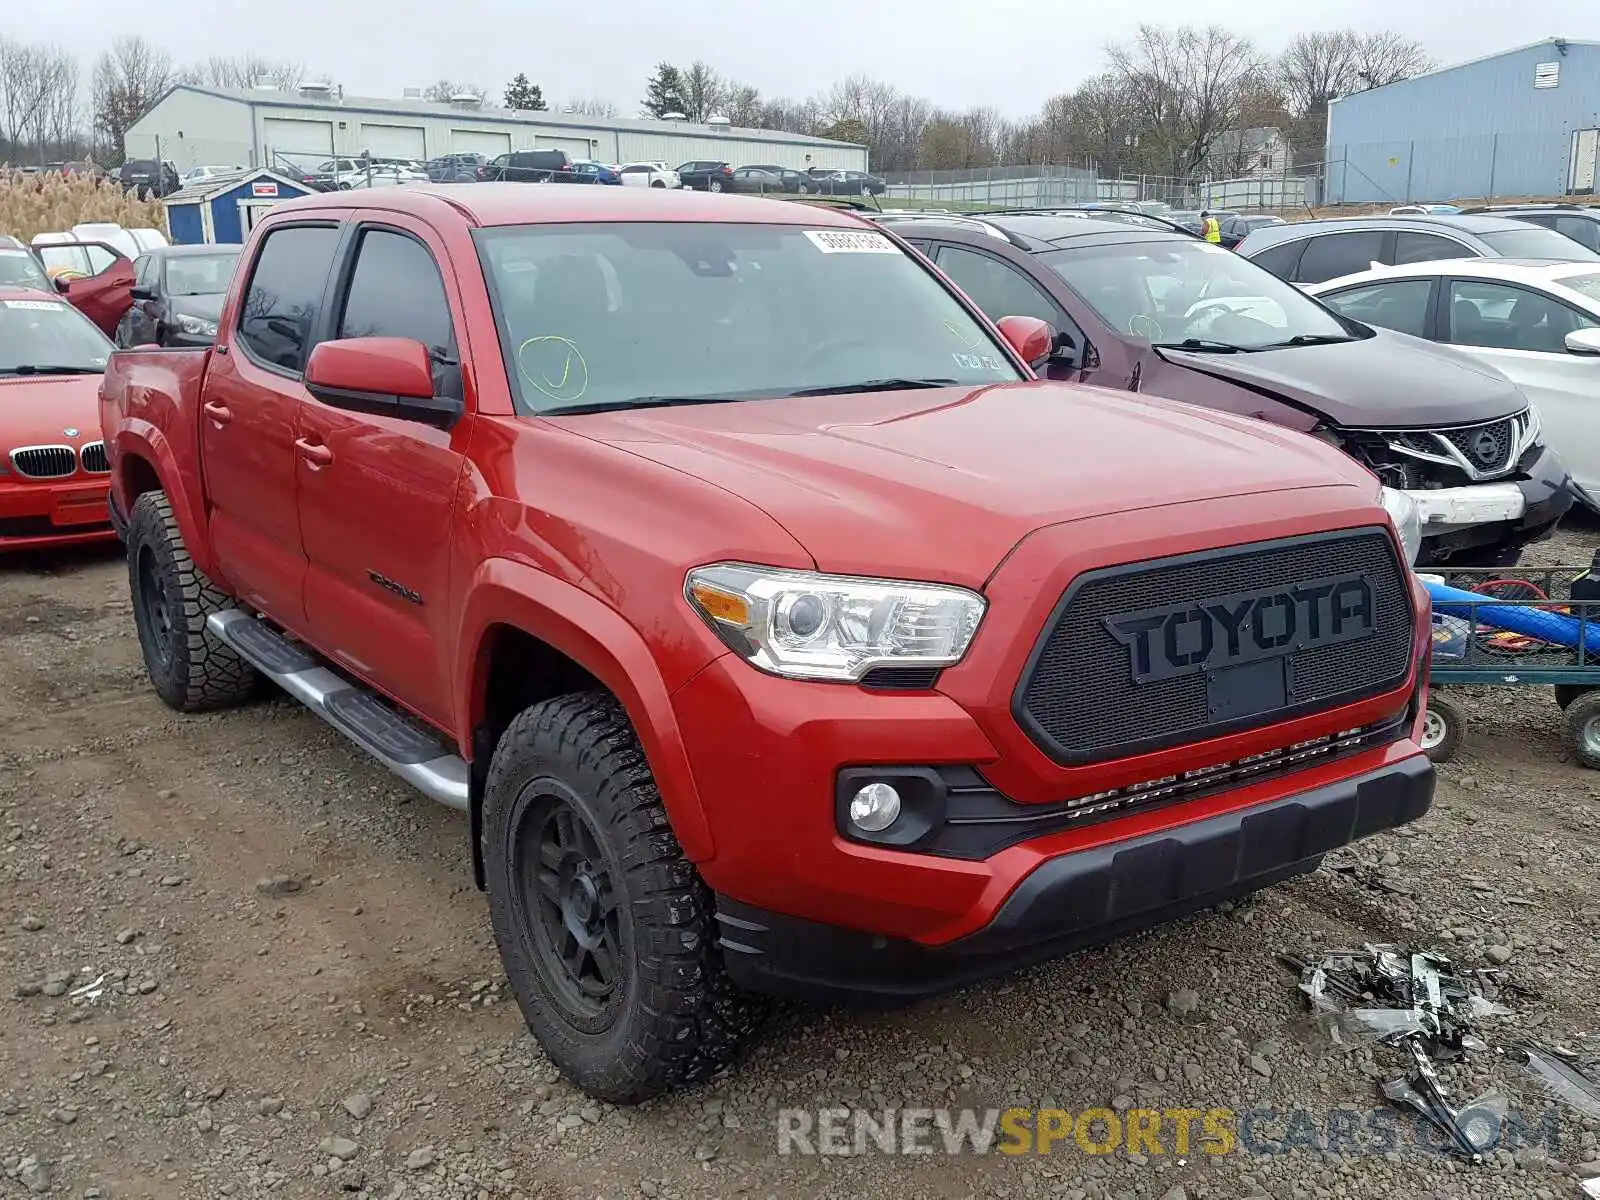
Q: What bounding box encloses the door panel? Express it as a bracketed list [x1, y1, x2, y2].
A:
[45, 241, 135, 336]
[203, 223, 342, 628]
[297, 217, 469, 727]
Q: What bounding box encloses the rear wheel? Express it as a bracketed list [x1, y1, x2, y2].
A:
[1420, 694, 1463, 764]
[650, 179, 665, 188]
[127, 492, 258, 713]
[482, 693, 763, 1102]
[1555, 685, 1595, 711]
[708, 179, 723, 193]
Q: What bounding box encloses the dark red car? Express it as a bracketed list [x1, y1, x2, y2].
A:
[873, 210, 1571, 567]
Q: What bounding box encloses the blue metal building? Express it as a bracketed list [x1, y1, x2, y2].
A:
[162, 169, 311, 245]
[1326, 38, 1600, 204]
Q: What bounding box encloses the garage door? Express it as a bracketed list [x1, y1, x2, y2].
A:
[536, 136, 596, 158]
[360, 124, 426, 161]
[262, 117, 334, 159]
[451, 129, 511, 157]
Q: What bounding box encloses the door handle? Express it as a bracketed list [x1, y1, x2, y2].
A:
[295, 437, 334, 468]
[202, 400, 231, 425]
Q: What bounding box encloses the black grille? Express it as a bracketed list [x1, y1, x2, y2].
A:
[1014, 528, 1413, 764]
[79, 441, 109, 473]
[10, 445, 77, 479]
[1438, 419, 1514, 473]
[860, 666, 943, 690]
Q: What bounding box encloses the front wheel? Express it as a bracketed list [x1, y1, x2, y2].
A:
[650, 179, 665, 188]
[127, 492, 259, 713]
[482, 693, 764, 1103]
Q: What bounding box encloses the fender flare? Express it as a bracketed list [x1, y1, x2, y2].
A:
[111, 420, 217, 578]
[456, 558, 715, 863]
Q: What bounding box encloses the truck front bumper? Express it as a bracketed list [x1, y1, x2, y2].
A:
[714, 754, 1433, 1005]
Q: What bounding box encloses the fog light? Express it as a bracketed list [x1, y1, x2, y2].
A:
[848, 782, 901, 832]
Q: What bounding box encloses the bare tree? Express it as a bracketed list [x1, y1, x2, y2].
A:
[92, 36, 172, 161]
[0, 39, 46, 160]
[561, 96, 619, 119]
[1277, 31, 1358, 117]
[1108, 25, 1265, 181]
[423, 79, 487, 104]
[1349, 31, 1433, 90]
[182, 54, 306, 91]
[680, 61, 724, 122]
[720, 82, 764, 127]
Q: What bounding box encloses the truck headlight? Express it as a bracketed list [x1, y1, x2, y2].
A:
[685, 564, 986, 682]
[176, 314, 217, 338]
[1380, 486, 1422, 567]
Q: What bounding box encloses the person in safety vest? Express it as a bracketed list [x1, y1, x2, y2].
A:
[1201, 211, 1222, 243]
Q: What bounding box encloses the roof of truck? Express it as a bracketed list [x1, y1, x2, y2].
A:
[268, 183, 871, 229]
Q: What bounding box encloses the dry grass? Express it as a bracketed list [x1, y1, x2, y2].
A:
[0, 171, 166, 241]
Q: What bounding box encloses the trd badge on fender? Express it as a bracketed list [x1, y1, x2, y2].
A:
[1104, 572, 1375, 685]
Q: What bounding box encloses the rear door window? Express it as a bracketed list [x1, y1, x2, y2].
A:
[236, 225, 341, 373]
[1393, 232, 1470, 265]
[1318, 279, 1435, 338]
[1296, 232, 1390, 284]
[1248, 239, 1307, 281]
[1555, 215, 1600, 252]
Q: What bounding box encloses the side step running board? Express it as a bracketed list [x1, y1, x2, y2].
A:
[207, 610, 469, 811]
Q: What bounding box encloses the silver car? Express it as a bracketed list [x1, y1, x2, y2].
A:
[1310, 257, 1600, 510]
[1237, 214, 1600, 286]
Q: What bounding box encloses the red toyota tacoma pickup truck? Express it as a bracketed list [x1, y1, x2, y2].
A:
[100, 186, 1435, 1102]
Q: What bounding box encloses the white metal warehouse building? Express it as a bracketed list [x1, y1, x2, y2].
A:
[124, 84, 868, 176]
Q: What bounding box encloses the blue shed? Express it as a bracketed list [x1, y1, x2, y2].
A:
[162, 169, 312, 245]
[1327, 38, 1600, 204]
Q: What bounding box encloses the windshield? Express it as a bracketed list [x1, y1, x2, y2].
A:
[164, 252, 238, 296]
[1040, 238, 1354, 350]
[0, 249, 51, 292]
[1479, 228, 1600, 259]
[1559, 272, 1600, 304]
[476, 222, 1024, 414]
[0, 297, 113, 374]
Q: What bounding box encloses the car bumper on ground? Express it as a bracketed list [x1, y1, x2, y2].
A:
[1412, 443, 1572, 565]
[0, 478, 116, 551]
[715, 753, 1434, 1005]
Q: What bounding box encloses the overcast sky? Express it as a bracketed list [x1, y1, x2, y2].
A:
[10, 0, 1596, 116]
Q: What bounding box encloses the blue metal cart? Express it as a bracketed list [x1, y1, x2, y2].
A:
[1422, 566, 1600, 769]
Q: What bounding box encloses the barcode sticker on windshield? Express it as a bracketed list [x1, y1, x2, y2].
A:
[804, 229, 901, 255]
[2, 300, 61, 311]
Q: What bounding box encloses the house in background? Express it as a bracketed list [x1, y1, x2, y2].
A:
[1207, 128, 1292, 179]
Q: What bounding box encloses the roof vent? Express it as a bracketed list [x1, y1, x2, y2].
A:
[402, 87, 422, 99]
[1535, 61, 1561, 89]
[660, 111, 686, 122]
[706, 115, 731, 127]
[253, 83, 280, 92]
[449, 92, 484, 108]
[298, 81, 335, 100]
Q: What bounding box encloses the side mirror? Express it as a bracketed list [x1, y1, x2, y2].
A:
[304, 337, 463, 429]
[994, 315, 1054, 370]
[53, 276, 70, 294]
[1050, 330, 1081, 367]
[130, 285, 156, 301]
[1565, 328, 1600, 356]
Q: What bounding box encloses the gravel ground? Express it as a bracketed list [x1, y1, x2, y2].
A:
[4, 518, 1600, 1200]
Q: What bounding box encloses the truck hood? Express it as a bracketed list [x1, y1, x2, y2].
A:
[1157, 326, 1527, 429]
[0, 374, 104, 447]
[553, 381, 1374, 587]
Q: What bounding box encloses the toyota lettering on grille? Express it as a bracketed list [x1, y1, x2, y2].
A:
[1103, 572, 1376, 685]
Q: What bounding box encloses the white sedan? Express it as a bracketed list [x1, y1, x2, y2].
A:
[1309, 258, 1600, 510]
[617, 162, 681, 189]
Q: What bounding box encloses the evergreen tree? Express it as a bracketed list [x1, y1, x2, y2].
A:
[503, 73, 547, 111]
[642, 63, 688, 118]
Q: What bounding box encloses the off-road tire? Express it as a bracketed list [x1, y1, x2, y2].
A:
[1564, 690, 1600, 770]
[483, 692, 763, 1102]
[127, 492, 258, 713]
[1420, 693, 1463, 764]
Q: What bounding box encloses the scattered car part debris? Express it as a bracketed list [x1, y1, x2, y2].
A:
[68, 973, 107, 1004]
[1284, 945, 1512, 1159]
[1512, 1041, 1600, 1121]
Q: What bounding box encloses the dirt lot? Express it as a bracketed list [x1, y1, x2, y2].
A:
[4, 521, 1600, 1200]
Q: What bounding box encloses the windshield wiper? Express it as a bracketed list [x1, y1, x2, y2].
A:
[1152, 338, 1245, 354]
[0, 364, 103, 376]
[540, 394, 744, 416]
[783, 377, 960, 397]
[1256, 333, 1357, 349]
